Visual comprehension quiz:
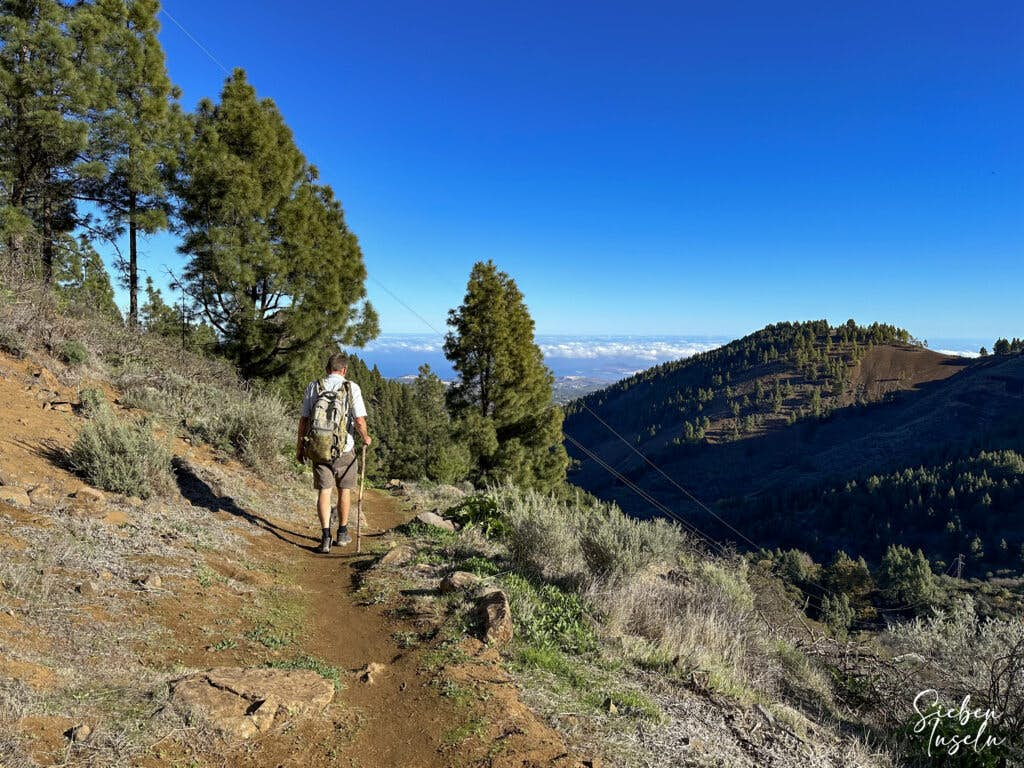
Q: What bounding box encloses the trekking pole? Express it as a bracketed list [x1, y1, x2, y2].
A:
[356, 444, 367, 554]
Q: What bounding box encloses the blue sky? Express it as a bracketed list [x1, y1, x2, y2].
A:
[125, 0, 1022, 342]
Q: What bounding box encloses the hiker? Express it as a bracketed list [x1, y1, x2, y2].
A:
[297, 352, 372, 554]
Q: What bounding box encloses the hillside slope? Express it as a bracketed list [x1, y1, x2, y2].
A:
[564, 321, 1024, 569]
[0, 353, 575, 767]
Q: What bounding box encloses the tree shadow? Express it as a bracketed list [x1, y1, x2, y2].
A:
[172, 458, 317, 552]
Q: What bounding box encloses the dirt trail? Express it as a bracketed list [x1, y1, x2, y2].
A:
[242, 492, 472, 768]
[0, 355, 576, 767]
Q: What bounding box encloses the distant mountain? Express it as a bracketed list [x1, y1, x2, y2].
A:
[564, 320, 1024, 576]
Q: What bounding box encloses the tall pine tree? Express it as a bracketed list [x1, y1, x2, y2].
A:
[0, 0, 94, 280]
[176, 70, 377, 380]
[444, 260, 567, 491]
[80, 0, 185, 326]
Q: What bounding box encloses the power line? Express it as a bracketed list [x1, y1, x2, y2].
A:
[564, 433, 729, 558]
[160, 5, 230, 75]
[578, 401, 764, 552]
[369, 276, 446, 337]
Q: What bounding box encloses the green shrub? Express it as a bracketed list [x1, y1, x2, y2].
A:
[69, 411, 174, 499]
[449, 495, 509, 539]
[118, 372, 289, 472]
[503, 573, 597, 654]
[495, 485, 686, 586]
[60, 340, 89, 366]
[78, 387, 107, 418]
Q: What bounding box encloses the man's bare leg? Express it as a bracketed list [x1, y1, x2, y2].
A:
[317, 489, 333, 530]
[334, 488, 352, 544]
[338, 488, 351, 527]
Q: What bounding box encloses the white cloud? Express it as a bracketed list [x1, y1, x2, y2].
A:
[537, 339, 722, 361]
[935, 349, 981, 359]
[361, 336, 441, 353]
[362, 334, 723, 364]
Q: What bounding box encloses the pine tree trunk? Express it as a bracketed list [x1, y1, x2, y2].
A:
[41, 191, 53, 284]
[128, 194, 139, 328]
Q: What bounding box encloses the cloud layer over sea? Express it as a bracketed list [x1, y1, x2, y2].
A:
[354, 334, 989, 382]
[357, 334, 728, 380]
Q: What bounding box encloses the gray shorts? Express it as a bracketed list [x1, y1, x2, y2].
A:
[312, 451, 358, 491]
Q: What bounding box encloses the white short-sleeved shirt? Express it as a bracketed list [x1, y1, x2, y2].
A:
[301, 373, 367, 454]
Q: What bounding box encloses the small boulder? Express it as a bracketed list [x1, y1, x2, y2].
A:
[78, 581, 102, 597]
[415, 511, 455, 532]
[436, 484, 466, 499]
[380, 544, 417, 566]
[169, 667, 334, 741]
[142, 573, 163, 590]
[65, 724, 92, 743]
[440, 571, 481, 594]
[359, 662, 387, 684]
[28, 485, 55, 507]
[456, 480, 475, 495]
[0, 487, 31, 508]
[33, 367, 61, 390]
[73, 487, 105, 504]
[476, 589, 513, 646]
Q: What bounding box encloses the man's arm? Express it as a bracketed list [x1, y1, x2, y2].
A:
[354, 416, 371, 446]
[296, 416, 309, 463]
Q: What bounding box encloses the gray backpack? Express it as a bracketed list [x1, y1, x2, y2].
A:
[304, 379, 353, 464]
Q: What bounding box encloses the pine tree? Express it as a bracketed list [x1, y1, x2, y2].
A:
[53, 234, 120, 321]
[140, 276, 178, 335]
[0, 0, 94, 279]
[80, 0, 185, 326]
[877, 544, 937, 611]
[444, 260, 567, 491]
[177, 70, 377, 380]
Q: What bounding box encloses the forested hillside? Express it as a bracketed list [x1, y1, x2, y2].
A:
[565, 320, 1024, 576]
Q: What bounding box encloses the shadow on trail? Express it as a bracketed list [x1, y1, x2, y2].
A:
[172, 457, 317, 551]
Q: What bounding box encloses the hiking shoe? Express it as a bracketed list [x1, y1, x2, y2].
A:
[335, 530, 353, 547]
[316, 532, 331, 554]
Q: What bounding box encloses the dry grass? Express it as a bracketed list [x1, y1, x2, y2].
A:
[0, 459, 266, 766]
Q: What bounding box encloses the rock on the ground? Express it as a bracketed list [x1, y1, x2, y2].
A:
[0, 486, 31, 508]
[359, 662, 387, 684]
[66, 724, 92, 743]
[33, 367, 61, 390]
[440, 571, 481, 594]
[456, 480, 475, 494]
[380, 544, 417, 566]
[435, 484, 466, 498]
[477, 589, 514, 646]
[415, 511, 456, 531]
[169, 667, 334, 741]
[142, 574, 162, 590]
[73, 487, 105, 503]
[28, 484, 55, 507]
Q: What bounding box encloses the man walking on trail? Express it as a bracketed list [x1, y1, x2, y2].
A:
[297, 352, 372, 554]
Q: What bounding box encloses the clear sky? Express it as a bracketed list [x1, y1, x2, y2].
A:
[131, 0, 1022, 342]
